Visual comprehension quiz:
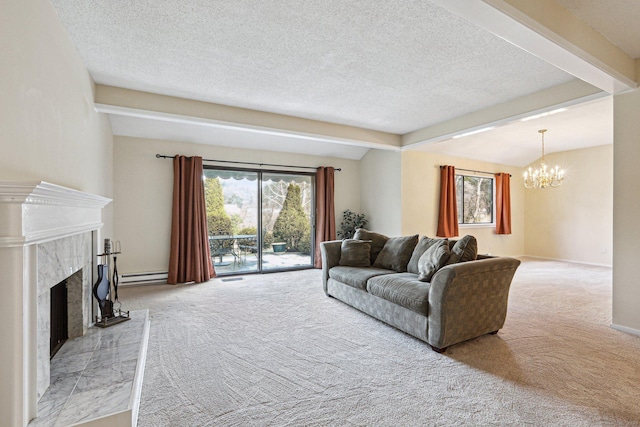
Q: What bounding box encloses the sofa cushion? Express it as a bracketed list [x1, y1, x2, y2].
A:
[353, 229, 388, 264]
[418, 239, 451, 282]
[407, 237, 447, 274]
[366, 273, 431, 315]
[329, 266, 394, 290]
[339, 239, 372, 267]
[373, 234, 419, 273]
[446, 235, 478, 265]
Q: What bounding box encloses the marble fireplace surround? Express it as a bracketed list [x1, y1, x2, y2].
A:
[37, 232, 94, 399]
[0, 182, 111, 427]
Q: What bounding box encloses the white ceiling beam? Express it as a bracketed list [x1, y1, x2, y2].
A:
[402, 80, 605, 148]
[94, 85, 402, 150]
[431, 0, 637, 94]
[96, 104, 400, 152]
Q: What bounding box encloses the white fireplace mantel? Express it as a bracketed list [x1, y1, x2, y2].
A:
[0, 181, 111, 427]
[0, 181, 112, 247]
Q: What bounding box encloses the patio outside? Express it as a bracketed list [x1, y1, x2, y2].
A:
[205, 168, 314, 275]
[213, 250, 312, 275]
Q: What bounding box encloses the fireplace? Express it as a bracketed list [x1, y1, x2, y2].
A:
[0, 182, 111, 426]
[36, 231, 95, 400]
[47, 269, 85, 360]
[49, 279, 68, 358]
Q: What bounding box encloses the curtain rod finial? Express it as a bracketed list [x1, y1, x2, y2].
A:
[156, 154, 161, 158]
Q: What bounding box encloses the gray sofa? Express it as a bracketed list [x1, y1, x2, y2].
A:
[320, 231, 521, 352]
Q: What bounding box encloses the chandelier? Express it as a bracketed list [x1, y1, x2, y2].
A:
[523, 129, 565, 189]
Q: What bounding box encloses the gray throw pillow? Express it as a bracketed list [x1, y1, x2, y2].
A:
[418, 240, 451, 282]
[353, 228, 389, 264]
[407, 236, 447, 274]
[339, 239, 372, 267]
[372, 234, 419, 273]
[446, 235, 478, 265]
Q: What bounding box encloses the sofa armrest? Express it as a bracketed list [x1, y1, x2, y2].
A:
[427, 257, 521, 350]
[320, 240, 342, 294]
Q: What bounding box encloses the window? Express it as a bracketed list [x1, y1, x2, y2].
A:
[455, 174, 494, 225]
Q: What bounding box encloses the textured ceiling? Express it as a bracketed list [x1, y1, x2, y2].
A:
[50, 0, 575, 135]
[555, 0, 640, 58]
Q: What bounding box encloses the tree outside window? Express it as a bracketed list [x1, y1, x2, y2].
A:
[272, 183, 311, 254]
[455, 175, 494, 225]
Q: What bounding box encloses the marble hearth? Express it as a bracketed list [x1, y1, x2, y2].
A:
[36, 232, 94, 400]
[0, 182, 111, 427]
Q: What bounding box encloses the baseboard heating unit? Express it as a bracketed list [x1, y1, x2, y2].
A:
[120, 271, 168, 285]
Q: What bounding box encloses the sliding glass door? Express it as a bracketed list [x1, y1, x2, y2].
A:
[203, 167, 314, 275]
[262, 173, 313, 271]
[204, 169, 260, 274]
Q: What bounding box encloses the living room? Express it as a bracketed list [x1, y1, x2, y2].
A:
[2, 0, 639, 426]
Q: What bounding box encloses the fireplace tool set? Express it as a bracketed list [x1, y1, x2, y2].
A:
[93, 238, 130, 327]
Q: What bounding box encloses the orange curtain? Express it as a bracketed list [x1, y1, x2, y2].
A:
[436, 165, 459, 238]
[314, 166, 336, 268]
[167, 156, 215, 284]
[495, 172, 512, 235]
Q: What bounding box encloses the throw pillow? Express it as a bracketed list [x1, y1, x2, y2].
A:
[372, 234, 419, 272]
[407, 236, 447, 274]
[418, 239, 451, 282]
[446, 235, 478, 265]
[339, 239, 372, 267]
[353, 228, 389, 264]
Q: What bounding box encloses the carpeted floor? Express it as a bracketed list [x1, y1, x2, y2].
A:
[120, 258, 640, 426]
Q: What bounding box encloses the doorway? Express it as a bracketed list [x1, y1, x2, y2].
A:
[204, 167, 314, 275]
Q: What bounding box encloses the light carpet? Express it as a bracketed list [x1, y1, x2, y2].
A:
[120, 258, 640, 426]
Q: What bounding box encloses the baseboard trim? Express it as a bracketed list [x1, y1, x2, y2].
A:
[610, 323, 640, 337]
[522, 255, 612, 268]
[120, 271, 168, 285]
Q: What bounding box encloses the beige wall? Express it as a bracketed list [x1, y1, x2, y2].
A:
[360, 149, 402, 236]
[0, 0, 114, 230]
[0, 0, 113, 425]
[113, 136, 361, 274]
[401, 150, 525, 257]
[524, 145, 613, 266]
[613, 88, 640, 332]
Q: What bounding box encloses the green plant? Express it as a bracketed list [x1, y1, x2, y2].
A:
[238, 226, 257, 235]
[237, 227, 258, 252]
[298, 229, 312, 255]
[205, 177, 234, 254]
[273, 183, 310, 251]
[262, 231, 274, 249]
[338, 209, 368, 239]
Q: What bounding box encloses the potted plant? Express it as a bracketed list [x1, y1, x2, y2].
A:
[338, 209, 368, 239]
[272, 242, 287, 253]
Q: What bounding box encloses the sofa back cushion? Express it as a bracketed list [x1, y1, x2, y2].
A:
[407, 237, 447, 274]
[446, 235, 478, 265]
[353, 228, 389, 264]
[418, 239, 451, 282]
[338, 239, 372, 267]
[373, 234, 419, 273]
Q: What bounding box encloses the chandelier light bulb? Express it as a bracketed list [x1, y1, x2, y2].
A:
[523, 129, 565, 189]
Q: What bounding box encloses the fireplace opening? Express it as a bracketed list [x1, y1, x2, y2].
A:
[50, 279, 68, 359]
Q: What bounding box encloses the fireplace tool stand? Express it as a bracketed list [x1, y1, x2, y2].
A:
[94, 238, 130, 328]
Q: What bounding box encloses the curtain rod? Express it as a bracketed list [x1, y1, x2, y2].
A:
[440, 166, 511, 177]
[156, 154, 341, 171]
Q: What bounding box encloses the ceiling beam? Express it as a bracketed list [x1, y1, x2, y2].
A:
[431, 0, 637, 94]
[94, 85, 402, 150]
[402, 80, 605, 148]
